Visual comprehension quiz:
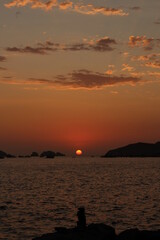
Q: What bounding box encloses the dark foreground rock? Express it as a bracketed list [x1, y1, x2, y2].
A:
[32, 225, 160, 240]
[118, 228, 160, 240]
[33, 224, 116, 240]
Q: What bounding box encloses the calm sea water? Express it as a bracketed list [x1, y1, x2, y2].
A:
[0, 157, 160, 239]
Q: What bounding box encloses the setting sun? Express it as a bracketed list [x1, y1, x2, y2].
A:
[76, 149, 82, 156]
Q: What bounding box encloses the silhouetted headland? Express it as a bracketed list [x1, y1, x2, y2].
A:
[33, 208, 160, 240]
[0, 150, 16, 159]
[102, 141, 160, 157]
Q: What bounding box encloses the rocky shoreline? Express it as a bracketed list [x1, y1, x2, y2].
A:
[33, 223, 160, 240]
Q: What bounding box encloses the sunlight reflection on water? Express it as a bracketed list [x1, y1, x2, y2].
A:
[0, 157, 160, 239]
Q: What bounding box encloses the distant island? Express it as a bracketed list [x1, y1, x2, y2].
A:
[0, 150, 16, 159]
[0, 150, 65, 159]
[102, 141, 160, 157]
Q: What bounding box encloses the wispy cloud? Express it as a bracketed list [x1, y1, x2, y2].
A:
[73, 4, 128, 16]
[6, 37, 117, 55]
[0, 70, 141, 89]
[32, 70, 141, 89]
[5, 0, 128, 16]
[6, 45, 56, 55]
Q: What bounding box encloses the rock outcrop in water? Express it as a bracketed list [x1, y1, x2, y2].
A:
[103, 141, 160, 157]
[40, 151, 65, 158]
[40, 151, 55, 158]
[31, 152, 39, 157]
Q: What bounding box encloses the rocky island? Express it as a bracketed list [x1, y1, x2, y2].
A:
[102, 142, 160, 158]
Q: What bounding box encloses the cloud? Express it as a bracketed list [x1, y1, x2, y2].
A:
[6, 37, 117, 54]
[5, 1, 128, 16]
[129, 36, 160, 51]
[54, 70, 140, 89]
[131, 53, 160, 70]
[0, 70, 141, 89]
[59, 1, 72, 10]
[0, 56, 7, 62]
[145, 61, 160, 69]
[73, 4, 128, 16]
[128, 36, 154, 50]
[122, 64, 135, 72]
[6, 45, 56, 55]
[148, 72, 160, 77]
[129, 6, 141, 11]
[132, 53, 160, 62]
[5, 0, 57, 10]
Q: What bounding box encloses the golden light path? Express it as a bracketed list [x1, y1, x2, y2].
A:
[76, 149, 82, 156]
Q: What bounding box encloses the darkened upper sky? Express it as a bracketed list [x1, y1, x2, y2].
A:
[0, 0, 160, 155]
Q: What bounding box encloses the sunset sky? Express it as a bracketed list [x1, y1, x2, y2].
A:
[0, 0, 160, 155]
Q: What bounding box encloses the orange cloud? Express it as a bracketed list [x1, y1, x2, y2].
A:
[132, 53, 160, 62]
[145, 61, 160, 69]
[5, 0, 128, 16]
[122, 64, 135, 72]
[148, 72, 160, 77]
[5, 0, 57, 10]
[74, 4, 128, 16]
[59, 1, 72, 10]
[129, 36, 154, 50]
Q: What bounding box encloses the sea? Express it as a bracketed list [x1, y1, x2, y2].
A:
[0, 157, 160, 240]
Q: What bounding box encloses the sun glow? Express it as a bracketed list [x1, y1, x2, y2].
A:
[76, 149, 82, 156]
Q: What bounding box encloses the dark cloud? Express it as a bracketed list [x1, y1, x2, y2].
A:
[92, 37, 116, 51]
[130, 6, 141, 11]
[30, 70, 141, 89]
[6, 37, 117, 55]
[6, 46, 55, 55]
[54, 70, 140, 89]
[0, 69, 142, 89]
[0, 56, 7, 62]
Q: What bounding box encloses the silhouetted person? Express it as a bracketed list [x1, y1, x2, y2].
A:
[77, 207, 86, 229]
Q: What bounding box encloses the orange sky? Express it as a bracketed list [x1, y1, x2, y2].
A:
[0, 1, 160, 155]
